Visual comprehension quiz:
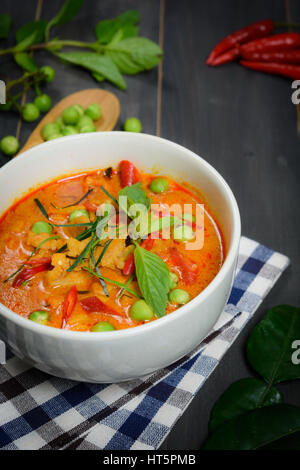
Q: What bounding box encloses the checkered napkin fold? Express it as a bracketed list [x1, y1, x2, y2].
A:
[0, 236, 290, 450]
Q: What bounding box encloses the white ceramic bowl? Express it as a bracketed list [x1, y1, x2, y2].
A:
[0, 132, 240, 382]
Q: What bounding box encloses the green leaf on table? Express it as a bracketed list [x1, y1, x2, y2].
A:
[14, 31, 39, 52]
[16, 20, 47, 44]
[204, 404, 300, 450]
[45, 0, 83, 39]
[0, 14, 11, 39]
[46, 36, 63, 52]
[106, 37, 163, 75]
[14, 52, 38, 72]
[108, 25, 138, 46]
[118, 183, 151, 217]
[57, 51, 126, 89]
[134, 243, 170, 317]
[119, 25, 139, 40]
[209, 378, 282, 433]
[91, 72, 105, 82]
[247, 305, 300, 384]
[95, 9, 139, 44]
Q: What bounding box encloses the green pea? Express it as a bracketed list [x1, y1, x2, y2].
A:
[62, 106, 80, 125]
[22, 103, 40, 122]
[77, 115, 94, 130]
[124, 117, 142, 133]
[91, 321, 115, 332]
[40, 66, 55, 83]
[55, 116, 64, 130]
[73, 104, 84, 117]
[79, 124, 96, 133]
[169, 289, 190, 305]
[41, 122, 60, 140]
[0, 136, 19, 156]
[150, 177, 169, 193]
[61, 126, 78, 136]
[85, 103, 102, 121]
[29, 311, 49, 325]
[32, 221, 53, 234]
[173, 224, 195, 242]
[47, 132, 63, 141]
[34, 94, 52, 113]
[169, 272, 179, 290]
[69, 209, 89, 221]
[130, 300, 154, 321]
[183, 213, 195, 223]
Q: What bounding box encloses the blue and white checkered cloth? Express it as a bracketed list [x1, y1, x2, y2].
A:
[0, 236, 290, 450]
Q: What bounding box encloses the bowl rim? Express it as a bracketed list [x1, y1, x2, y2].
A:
[0, 132, 241, 341]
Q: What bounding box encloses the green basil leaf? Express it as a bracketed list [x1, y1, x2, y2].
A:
[14, 52, 38, 72]
[46, 0, 83, 39]
[247, 305, 300, 384]
[95, 9, 139, 44]
[57, 51, 126, 90]
[0, 14, 11, 39]
[209, 378, 282, 433]
[108, 25, 138, 46]
[16, 20, 47, 44]
[14, 31, 38, 52]
[118, 183, 150, 216]
[134, 244, 169, 317]
[204, 404, 300, 450]
[119, 25, 139, 40]
[92, 72, 105, 82]
[106, 37, 163, 75]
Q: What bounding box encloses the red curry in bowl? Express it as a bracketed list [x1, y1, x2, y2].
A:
[0, 160, 224, 332]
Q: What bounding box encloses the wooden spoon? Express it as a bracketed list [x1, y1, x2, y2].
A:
[18, 88, 120, 154]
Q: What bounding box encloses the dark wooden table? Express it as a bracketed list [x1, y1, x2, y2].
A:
[1, 0, 300, 450]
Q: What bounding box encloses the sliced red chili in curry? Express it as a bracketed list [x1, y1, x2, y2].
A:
[61, 285, 77, 329]
[13, 261, 52, 287]
[169, 246, 199, 285]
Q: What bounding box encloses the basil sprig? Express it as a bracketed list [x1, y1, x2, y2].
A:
[134, 243, 170, 317]
[118, 182, 151, 216]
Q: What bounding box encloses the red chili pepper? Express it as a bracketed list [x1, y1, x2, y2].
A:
[169, 247, 198, 285]
[119, 160, 140, 188]
[83, 200, 98, 212]
[80, 296, 122, 316]
[210, 47, 240, 66]
[240, 32, 300, 54]
[207, 19, 274, 65]
[61, 285, 77, 329]
[241, 49, 300, 64]
[123, 252, 135, 276]
[142, 237, 155, 251]
[240, 60, 300, 80]
[123, 237, 155, 276]
[13, 261, 52, 287]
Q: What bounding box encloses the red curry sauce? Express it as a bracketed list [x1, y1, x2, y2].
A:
[0, 161, 224, 331]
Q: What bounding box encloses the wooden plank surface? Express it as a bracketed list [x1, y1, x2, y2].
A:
[160, 0, 300, 449]
[0, 0, 300, 450]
